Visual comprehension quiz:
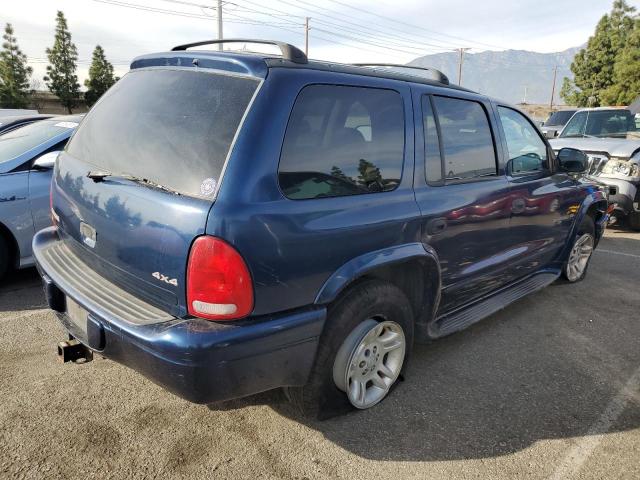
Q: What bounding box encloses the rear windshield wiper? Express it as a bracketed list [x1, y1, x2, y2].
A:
[87, 170, 182, 195]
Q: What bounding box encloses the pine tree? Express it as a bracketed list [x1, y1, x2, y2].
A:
[357, 159, 383, 191]
[602, 18, 640, 105]
[44, 11, 80, 114]
[330, 165, 354, 183]
[0, 23, 33, 108]
[84, 45, 117, 107]
[561, 0, 636, 107]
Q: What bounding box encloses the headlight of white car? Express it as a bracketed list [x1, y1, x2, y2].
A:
[602, 158, 638, 177]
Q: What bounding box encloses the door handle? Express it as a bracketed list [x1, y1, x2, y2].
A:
[426, 218, 447, 235]
[511, 198, 526, 214]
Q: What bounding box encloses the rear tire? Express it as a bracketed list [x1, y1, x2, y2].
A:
[561, 215, 595, 283]
[287, 279, 414, 419]
[628, 212, 640, 231]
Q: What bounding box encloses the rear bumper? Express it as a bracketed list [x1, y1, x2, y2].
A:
[33, 227, 325, 404]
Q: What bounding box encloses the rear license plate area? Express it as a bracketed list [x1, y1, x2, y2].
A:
[65, 297, 88, 337]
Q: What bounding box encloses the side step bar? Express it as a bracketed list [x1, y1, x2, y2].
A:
[433, 272, 560, 338]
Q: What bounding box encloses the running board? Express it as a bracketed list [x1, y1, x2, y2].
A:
[433, 272, 560, 338]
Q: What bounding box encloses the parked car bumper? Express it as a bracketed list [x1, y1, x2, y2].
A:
[33, 227, 325, 404]
[591, 176, 639, 214]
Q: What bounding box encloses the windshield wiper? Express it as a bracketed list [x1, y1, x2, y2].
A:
[562, 134, 596, 138]
[87, 170, 182, 195]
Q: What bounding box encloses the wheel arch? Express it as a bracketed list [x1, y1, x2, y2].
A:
[314, 243, 442, 337]
[558, 188, 608, 265]
[580, 189, 608, 245]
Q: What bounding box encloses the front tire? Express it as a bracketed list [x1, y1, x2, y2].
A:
[628, 211, 640, 231]
[562, 216, 595, 283]
[287, 279, 413, 419]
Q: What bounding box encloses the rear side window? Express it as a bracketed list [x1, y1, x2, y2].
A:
[432, 96, 497, 181]
[67, 69, 259, 198]
[278, 85, 404, 200]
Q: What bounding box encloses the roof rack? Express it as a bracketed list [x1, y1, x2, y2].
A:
[352, 63, 449, 85]
[171, 39, 308, 64]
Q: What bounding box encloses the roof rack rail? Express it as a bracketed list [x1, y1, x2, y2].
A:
[352, 63, 449, 85]
[171, 39, 308, 64]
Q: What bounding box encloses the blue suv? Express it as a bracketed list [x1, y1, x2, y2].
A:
[33, 40, 608, 417]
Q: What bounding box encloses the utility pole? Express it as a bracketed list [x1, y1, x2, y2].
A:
[305, 17, 310, 56]
[523, 85, 528, 104]
[549, 65, 558, 110]
[217, 0, 223, 51]
[456, 48, 471, 86]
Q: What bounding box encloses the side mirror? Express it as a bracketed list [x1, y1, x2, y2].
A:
[557, 147, 588, 173]
[544, 129, 558, 139]
[32, 150, 61, 170]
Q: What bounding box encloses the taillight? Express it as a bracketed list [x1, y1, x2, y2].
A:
[186, 236, 253, 320]
[50, 182, 59, 226]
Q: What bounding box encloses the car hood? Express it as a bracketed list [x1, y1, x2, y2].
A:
[550, 137, 640, 159]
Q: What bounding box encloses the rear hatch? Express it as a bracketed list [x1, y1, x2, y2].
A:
[53, 65, 260, 316]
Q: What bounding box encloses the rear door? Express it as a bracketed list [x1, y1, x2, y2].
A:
[413, 90, 515, 312]
[495, 105, 578, 278]
[53, 67, 260, 316]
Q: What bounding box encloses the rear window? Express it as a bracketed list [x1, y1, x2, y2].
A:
[545, 110, 576, 126]
[67, 69, 259, 197]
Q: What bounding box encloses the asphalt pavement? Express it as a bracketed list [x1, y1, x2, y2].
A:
[0, 228, 638, 479]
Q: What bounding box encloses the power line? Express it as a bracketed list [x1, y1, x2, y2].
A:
[258, 0, 459, 52]
[84, 0, 559, 72]
[231, 2, 451, 54]
[91, 0, 299, 27]
[325, 0, 510, 51]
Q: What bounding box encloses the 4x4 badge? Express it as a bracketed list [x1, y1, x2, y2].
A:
[152, 272, 178, 286]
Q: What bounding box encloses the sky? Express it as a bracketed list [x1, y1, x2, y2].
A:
[3, 0, 638, 87]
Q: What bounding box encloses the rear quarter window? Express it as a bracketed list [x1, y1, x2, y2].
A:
[278, 85, 405, 200]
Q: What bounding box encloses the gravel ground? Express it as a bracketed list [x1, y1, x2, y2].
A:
[0, 228, 638, 480]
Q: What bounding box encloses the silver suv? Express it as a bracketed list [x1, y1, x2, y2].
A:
[550, 107, 640, 229]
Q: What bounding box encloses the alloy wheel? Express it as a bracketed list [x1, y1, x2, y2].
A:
[333, 318, 406, 409]
[566, 233, 594, 282]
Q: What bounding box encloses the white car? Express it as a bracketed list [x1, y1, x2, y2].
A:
[550, 107, 640, 230]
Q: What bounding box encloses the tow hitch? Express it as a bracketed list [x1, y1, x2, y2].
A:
[57, 338, 93, 363]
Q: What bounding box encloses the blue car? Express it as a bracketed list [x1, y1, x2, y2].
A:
[0, 116, 81, 279]
[33, 40, 607, 417]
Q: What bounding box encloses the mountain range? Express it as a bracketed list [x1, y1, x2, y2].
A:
[408, 46, 581, 105]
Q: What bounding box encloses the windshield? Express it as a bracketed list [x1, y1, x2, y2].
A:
[544, 110, 576, 126]
[559, 109, 637, 138]
[0, 120, 76, 165]
[66, 69, 259, 198]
